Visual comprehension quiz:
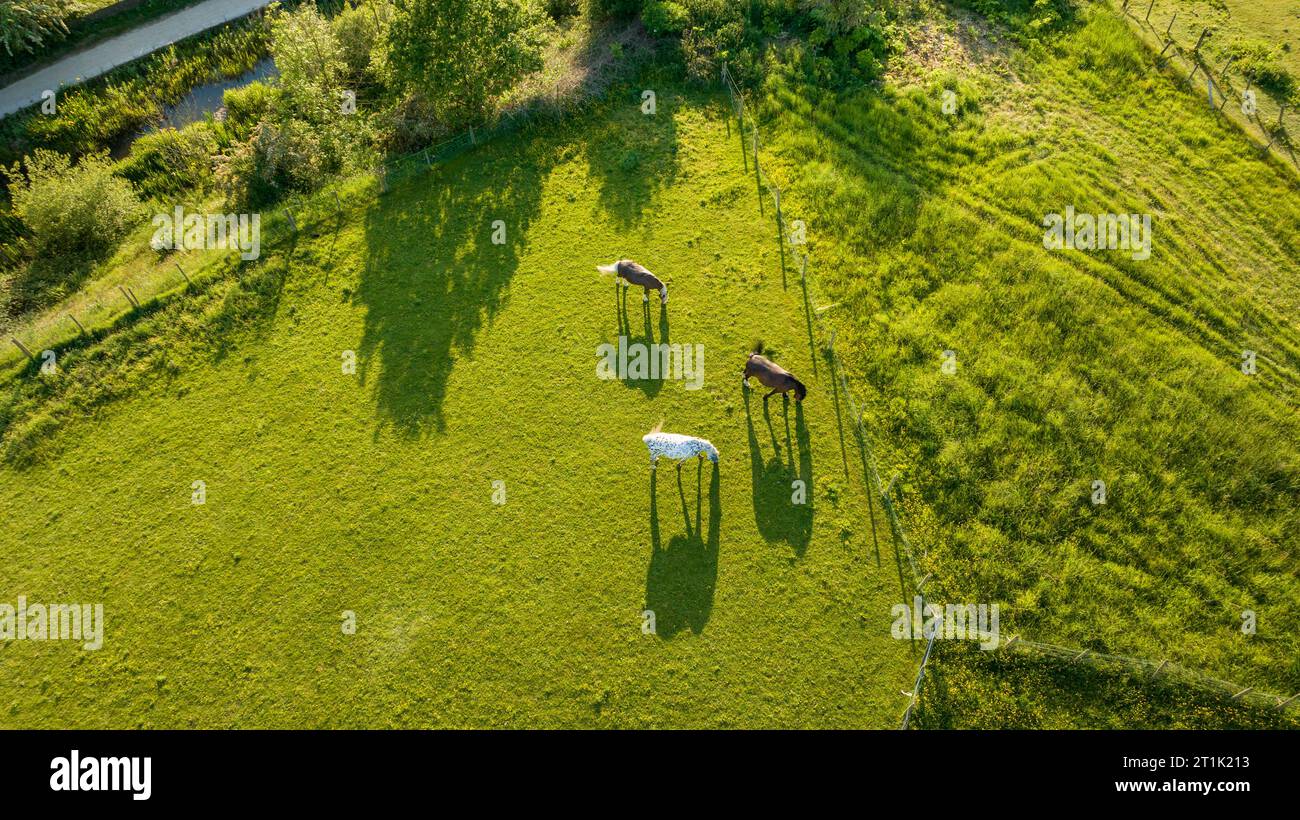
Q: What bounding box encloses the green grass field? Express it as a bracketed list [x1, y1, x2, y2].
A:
[3, 0, 1298, 729]
[0, 90, 920, 728]
[757, 1, 1300, 721]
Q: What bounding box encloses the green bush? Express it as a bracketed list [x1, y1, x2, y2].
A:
[1224, 39, 1297, 104]
[221, 80, 279, 141]
[642, 1, 689, 35]
[5, 150, 139, 259]
[332, 0, 390, 84]
[0, 0, 68, 58]
[115, 124, 219, 200]
[220, 118, 330, 208]
[386, 0, 546, 125]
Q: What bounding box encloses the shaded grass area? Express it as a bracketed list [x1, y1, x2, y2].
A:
[0, 90, 916, 727]
[758, 0, 1300, 722]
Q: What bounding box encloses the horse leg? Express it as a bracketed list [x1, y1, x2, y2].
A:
[764, 387, 778, 402]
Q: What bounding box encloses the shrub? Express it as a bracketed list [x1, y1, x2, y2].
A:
[271, 3, 347, 120]
[642, 1, 689, 36]
[115, 124, 219, 200]
[332, 0, 390, 84]
[5, 150, 140, 259]
[222, 80, 279, 141]
[1224, 39, 1296, 104]
[0, 0, 68, 57]
[220, 118, 330, 207]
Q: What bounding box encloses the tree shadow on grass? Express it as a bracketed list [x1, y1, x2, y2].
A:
[581, 90, 680, 230]
[745, 385, 813, 556]
[355, 139, 549, 437]
[646, 458, 721, 638]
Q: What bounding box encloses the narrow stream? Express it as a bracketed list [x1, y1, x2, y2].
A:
[111, 56, 278, 157]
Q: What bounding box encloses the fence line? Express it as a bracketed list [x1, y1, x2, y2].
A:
[1115, 0, 1299, 173]
[720, 59, 1297, 729]
[721, 63, 940, 728]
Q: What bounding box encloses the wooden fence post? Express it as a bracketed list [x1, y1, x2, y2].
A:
[10, 337, 34, 361]
[284, 209, 298, 233]
[1145, 0, 1155, 24]
[66, 314, 86, 335]
[175, 262, 192, 286]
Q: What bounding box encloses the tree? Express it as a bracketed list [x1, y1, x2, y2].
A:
[386, 0, 545, 125]
[269, 3, 346, 121]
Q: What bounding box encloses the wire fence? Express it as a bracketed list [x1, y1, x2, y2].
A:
[1115, 0, 1300, 173]
[721, 62, 940, 728]
[720, 58, 1299, 728]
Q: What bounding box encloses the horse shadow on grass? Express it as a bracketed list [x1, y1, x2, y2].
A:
[613, 284, 670, 398]
[355, 139, 550, 437]
[645, 458, 721, 638]
[745, 386, 813, 556]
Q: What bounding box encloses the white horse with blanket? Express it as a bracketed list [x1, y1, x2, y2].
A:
[642, 423, 718, 470]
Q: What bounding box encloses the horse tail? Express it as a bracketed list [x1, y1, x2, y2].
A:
[596, 262, 619, 275]
[792, 378, 807, 401]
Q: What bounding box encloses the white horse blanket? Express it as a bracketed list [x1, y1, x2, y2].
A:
[643, 432, 719, 467]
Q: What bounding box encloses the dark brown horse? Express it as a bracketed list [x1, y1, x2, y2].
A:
[597, 259, 668, 304]
[742, 353, 807, 402]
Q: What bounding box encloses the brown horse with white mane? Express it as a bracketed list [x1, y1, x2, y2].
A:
[597, 259, 668, 304]
[742, 352, 807, 402]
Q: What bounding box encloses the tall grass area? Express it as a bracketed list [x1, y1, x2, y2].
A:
[758, 0, 1300, 718]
